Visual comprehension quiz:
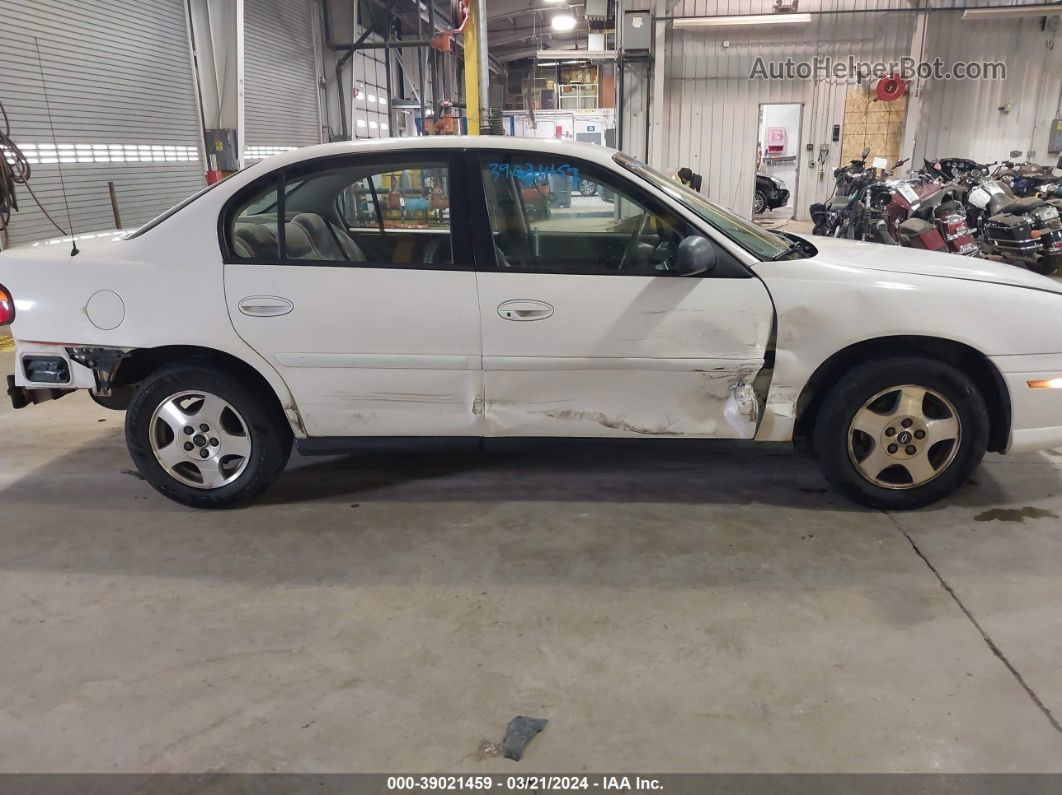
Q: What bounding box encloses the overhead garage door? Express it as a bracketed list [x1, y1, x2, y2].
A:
[244, 0, 323, 162]
[0, 0, 205, 247]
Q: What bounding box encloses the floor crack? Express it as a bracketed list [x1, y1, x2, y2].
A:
[884, 511, 1062, 737]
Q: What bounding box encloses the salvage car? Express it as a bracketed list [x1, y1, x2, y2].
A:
[4, 137, 1062, 510]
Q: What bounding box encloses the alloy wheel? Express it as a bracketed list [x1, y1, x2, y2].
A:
[847, 384, 961, 490]
[149, 390, 252, 489]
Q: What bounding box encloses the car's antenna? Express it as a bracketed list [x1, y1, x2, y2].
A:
[34, 37, 78, 257]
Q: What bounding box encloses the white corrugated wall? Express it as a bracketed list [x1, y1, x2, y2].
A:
[0, 0, 205, 246]
[244, 0, 325, 158]
[649, 0, 1061, 220]
[912, 12, 1062, 168]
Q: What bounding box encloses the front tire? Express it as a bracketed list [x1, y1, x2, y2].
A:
[753, 191, 768, 215]
[812, 357, 988, 510]
[125, 362, 293, 508]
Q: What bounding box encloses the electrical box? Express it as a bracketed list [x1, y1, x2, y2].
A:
[204, 128, 239, 171]
[1049, 118, 1062, 154]
[623, 11, 651, 51]
[585, 0, 608, 21]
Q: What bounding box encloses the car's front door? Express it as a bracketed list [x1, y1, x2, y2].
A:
[222, 152, 482, 438]
[472, 151, 775, 438]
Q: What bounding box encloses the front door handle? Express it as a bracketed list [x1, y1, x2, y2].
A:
[238, 296, 294, 317]
[498, 299, 554, 322]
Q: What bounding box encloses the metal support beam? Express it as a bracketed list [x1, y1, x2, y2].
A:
[898, 2, 928, 170]
[186, 0, 243, 166]
[650, 0, 667, 168]
[476, 0, 489, 126]
[463, 0, 481, 135]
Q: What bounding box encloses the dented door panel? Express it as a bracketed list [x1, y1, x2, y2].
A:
[476, 272, 774, 439]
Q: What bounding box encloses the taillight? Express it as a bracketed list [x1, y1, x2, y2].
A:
[0, 283, 13, 326]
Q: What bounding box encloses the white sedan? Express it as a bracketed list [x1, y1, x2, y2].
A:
[3, 137, 1062, 510]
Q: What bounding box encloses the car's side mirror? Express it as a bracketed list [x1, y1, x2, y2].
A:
[1057, 154, 1062, 169]
[675, 235, 717, 276]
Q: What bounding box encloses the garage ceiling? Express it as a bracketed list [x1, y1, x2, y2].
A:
[486, 0, 590, 60]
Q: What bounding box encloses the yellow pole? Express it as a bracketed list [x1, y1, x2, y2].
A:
[463, 2, 480, 136]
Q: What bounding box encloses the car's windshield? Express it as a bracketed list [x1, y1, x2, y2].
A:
[615, 152, 790, 260]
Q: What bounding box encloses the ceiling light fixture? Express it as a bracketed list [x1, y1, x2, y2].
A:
[551, 14, 577, 31]
[963, 5, 1062, 20]
[535, 49, 616, 61]
[673, 12, 812, 28]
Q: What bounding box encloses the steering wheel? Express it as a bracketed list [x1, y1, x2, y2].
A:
[617, 212, 651, 270]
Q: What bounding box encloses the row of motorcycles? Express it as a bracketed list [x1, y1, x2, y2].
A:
[810, 149, 1062, 275]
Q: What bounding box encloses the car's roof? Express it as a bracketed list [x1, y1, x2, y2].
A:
[248, 135, 627, 173]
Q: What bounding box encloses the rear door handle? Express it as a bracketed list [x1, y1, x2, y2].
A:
[238, 296, 294, 317]
[498, 299, 554, 322]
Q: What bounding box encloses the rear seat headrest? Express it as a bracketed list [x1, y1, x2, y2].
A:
[291, 212, 364, 261]
[234, 213, 366, 262]
[233, 223, 277, 258]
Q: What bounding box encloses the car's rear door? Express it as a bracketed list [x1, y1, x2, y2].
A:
[222, 150, 482, 438]
[470, 150, 774, 438]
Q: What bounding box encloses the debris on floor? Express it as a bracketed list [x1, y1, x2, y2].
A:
[471, 740, 502, 761]
[501, 715, 548, 761]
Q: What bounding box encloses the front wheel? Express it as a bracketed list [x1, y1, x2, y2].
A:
[125, 363, 293, 508]
[753, 191, 768, 215]
[812, 357, 988, 510]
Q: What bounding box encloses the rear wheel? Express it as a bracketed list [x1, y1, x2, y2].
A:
[812, 357, 988, 509]
[125, 363, 292, 508]
[1029, 254, 1061, 276]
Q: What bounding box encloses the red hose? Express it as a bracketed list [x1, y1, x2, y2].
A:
[451, 0, 470, 32]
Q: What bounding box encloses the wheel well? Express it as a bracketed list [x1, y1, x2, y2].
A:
[114, 345, 288, 427]
[793, 336, 1011, 453]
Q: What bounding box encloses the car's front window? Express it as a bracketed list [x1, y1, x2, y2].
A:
[615, 152, 790, 260]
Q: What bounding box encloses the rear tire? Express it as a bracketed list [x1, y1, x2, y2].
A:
[1030, 254, 1061, 276]
[125, 362, 293, 509]
[812, 357, 988, 510]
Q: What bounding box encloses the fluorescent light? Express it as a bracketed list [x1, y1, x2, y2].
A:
[963, 6, 1062, 20]
[673, 12, 812, 28]
[535, 49, 616, 61]
[551, 14, 577, 31]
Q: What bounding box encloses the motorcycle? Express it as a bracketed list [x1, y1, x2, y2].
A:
[885, 170, 979, 256]
[965, 158, 1062, 275]
[812, 151, 978, 256]
[810, 147, 875, 236]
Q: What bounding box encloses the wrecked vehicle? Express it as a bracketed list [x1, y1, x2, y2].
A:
[3, 137, 1062, 510]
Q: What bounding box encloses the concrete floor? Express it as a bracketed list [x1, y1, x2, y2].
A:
[2, 346, 1062, 773]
